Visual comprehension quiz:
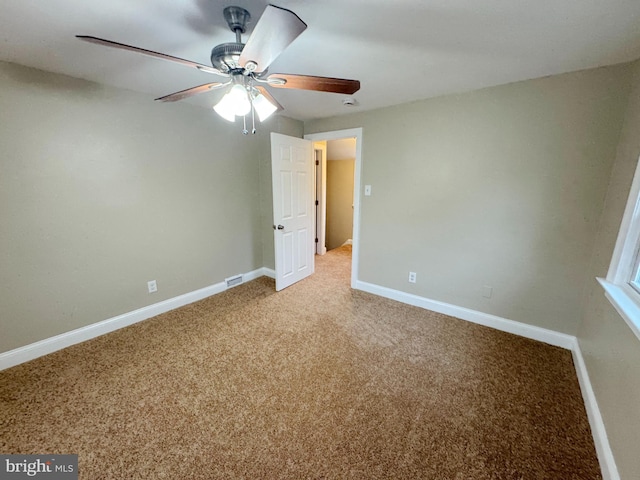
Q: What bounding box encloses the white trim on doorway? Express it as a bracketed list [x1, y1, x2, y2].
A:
[304, 128, 363, 289]
[314, 143, 328, 256]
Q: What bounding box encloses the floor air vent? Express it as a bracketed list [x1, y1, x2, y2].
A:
[225, 274, 243, 288]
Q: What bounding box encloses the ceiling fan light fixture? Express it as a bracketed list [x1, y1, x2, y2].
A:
[213, 84, 252, 121]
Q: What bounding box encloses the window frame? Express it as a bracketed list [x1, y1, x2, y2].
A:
[599, 154, 640, 341]
[630, 243, 640, 295]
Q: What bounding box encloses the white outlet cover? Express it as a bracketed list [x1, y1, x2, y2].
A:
[147, 280, 158, 293]
[364, 185, 372, 196]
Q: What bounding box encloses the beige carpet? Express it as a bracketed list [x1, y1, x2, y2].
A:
[0, 245, 600, 479]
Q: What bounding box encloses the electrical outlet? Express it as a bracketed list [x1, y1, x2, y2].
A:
[147, 280, 157, 293]
[364, 185, 372, 196]
[408, 272, 417, 283]
[482, 285, 493, 298]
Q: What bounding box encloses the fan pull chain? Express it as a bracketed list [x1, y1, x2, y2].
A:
[247, 81, 257, 135]
[242, 114, 248, 135]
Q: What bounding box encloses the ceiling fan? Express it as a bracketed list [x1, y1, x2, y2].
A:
[77, 4, 361, 133]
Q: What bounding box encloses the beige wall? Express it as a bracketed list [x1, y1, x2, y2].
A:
[577, 60, 640, 479]
[326, 159, 355, 250]
[0, 61, 300, 353]
[305, 63, 634, 334]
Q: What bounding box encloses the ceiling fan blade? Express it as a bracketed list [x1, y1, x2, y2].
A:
[76, 35, 226, 76]
[155, 82, 228, 102]
[265, 74, 360, 95]
[238, 5, 307, 73]
[256, 86, 284, 111]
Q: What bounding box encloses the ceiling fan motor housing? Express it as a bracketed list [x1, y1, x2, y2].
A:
[210, 42, 245, 72]
[223, 6, 250, 34]
[213, 6, 251, 72]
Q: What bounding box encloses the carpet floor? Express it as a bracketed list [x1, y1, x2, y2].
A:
[0, 246, 601, 479]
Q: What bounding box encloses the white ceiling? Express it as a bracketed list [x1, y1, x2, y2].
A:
[2, 0, 640, 121]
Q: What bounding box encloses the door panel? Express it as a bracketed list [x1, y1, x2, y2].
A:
[281, 171, 293, 219]
[283, 232, 294, 277]
[298, 229, 308, 270]
[297, 172, 308, 216]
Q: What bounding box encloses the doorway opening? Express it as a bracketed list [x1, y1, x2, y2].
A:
[305, 128, 363, 289]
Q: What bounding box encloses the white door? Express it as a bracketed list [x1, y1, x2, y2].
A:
[271, 132, 314, 291]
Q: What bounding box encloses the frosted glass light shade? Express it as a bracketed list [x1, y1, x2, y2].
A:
[252, 93, 277, 122]
[213, 84, 251, 121]
[213, 92, 236, 122]
[228, 84, 251, 116]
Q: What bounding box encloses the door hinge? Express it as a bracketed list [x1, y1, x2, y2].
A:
[315, 200, 319, 206]
[315, 238, 319, 243]
[315, 160, 319, 165]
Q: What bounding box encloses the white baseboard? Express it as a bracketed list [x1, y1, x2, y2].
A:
[570, 339, 620, 480]
[355, 280, 619, 480]
[0, 267, 269, 371]
[355, 281, 575, 348]
[262, 267, 276, 279]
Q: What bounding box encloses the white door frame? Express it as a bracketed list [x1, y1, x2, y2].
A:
[304, 128, 363, 289]
[313, 143, 327, 255]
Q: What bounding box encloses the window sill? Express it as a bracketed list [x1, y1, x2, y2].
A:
[597, 277, 640, 341]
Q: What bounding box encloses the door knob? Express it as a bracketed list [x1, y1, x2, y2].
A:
[273, 224, 285, 230]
